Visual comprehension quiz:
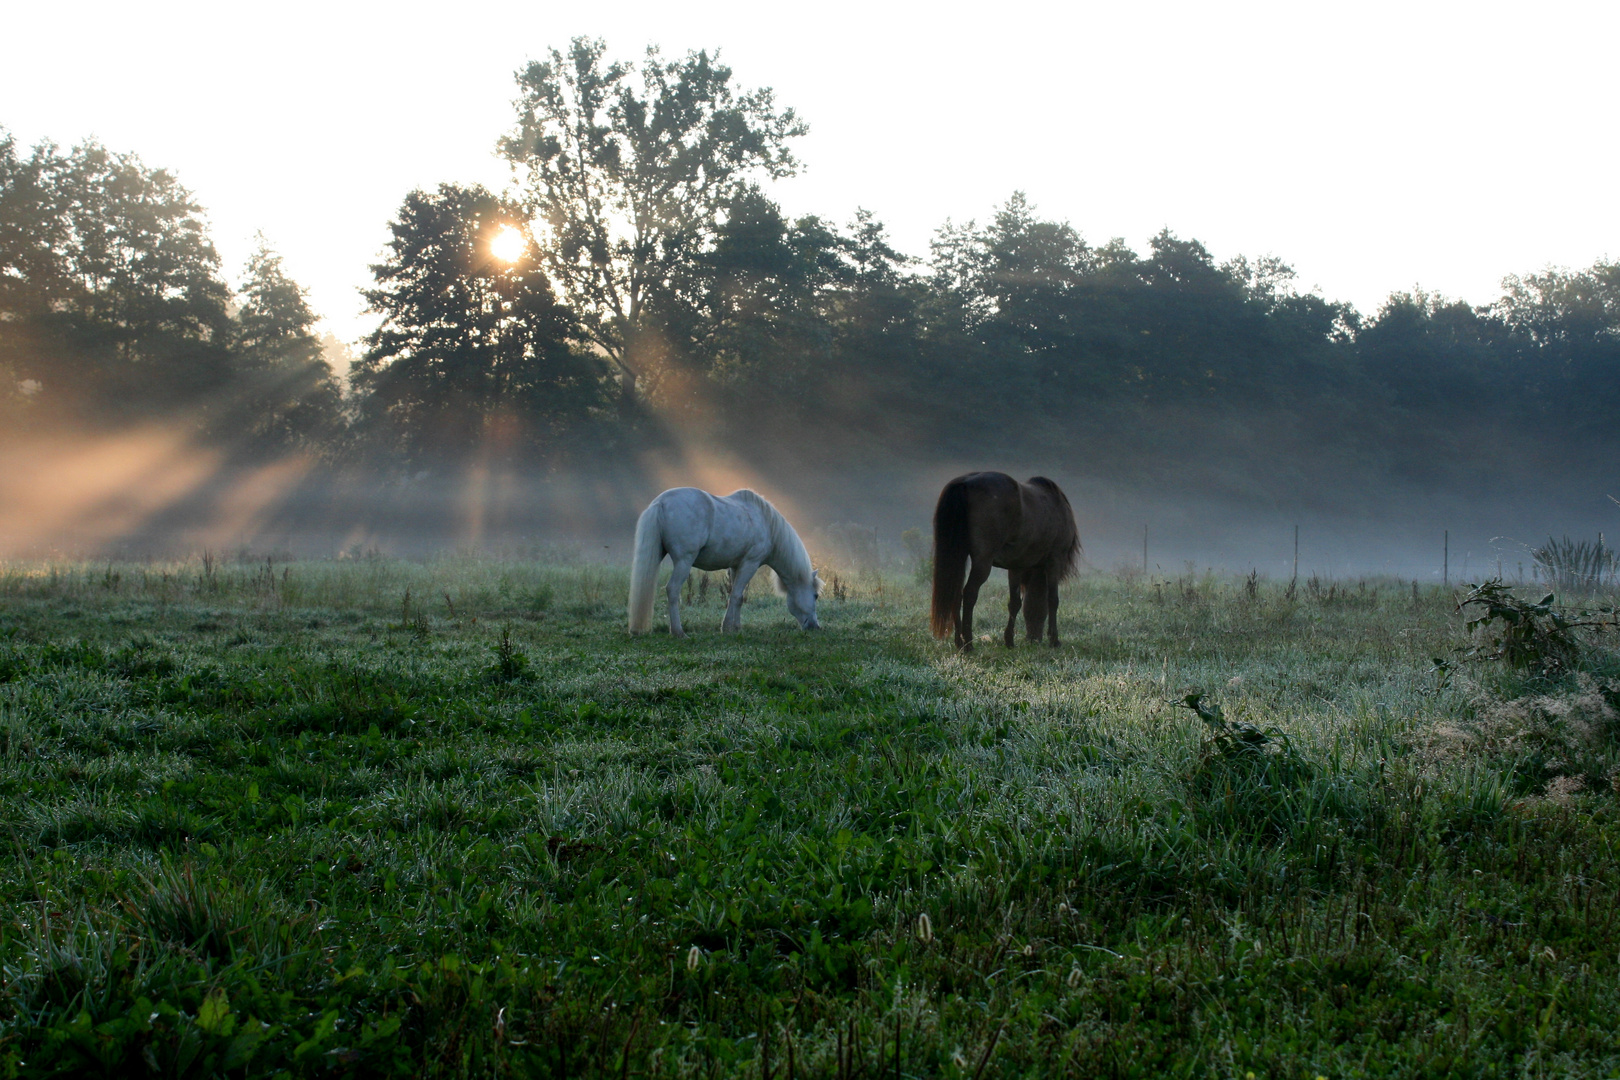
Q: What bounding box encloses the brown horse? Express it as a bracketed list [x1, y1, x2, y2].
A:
[929, 472, 1081, 650]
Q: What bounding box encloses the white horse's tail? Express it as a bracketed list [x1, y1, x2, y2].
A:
[627, 501, 665, 633]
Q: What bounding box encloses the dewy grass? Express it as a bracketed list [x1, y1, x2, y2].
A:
[0, 558, 1617, 1076]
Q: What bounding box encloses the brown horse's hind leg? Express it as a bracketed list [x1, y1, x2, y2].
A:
[1004, 569, 1023, 648]
[1046, 574, 1062, 647]
[958, 556, 993, 651]
[1022, 568, 1048, 643]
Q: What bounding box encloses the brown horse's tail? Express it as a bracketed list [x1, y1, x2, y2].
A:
[930, 479, 972, 639]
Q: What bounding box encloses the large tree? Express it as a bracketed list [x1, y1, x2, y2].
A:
[693, 190, 841, 400]
[499, 38, 806, 396]
[0, 130, 65, 330]
[353, 183, 604, 464]
[0, 130, 57, 427]
[1494, 260, 1620, 434]
[229, 238, 344, 453]
[0, 133, 234, 424]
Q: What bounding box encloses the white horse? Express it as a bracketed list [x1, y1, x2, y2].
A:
[627, 488, 820, 635]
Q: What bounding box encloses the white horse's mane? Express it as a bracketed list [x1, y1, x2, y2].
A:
[727, 489, 814, 586]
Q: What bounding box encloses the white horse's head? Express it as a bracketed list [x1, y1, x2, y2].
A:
[783, 567, 820, 630]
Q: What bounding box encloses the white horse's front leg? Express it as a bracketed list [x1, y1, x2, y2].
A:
[666, 557, 696, 637]
[722, 559, 763, 632]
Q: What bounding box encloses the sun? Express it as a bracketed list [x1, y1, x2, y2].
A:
[489, 225, 527, 263]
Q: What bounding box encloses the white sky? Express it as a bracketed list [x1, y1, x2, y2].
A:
[3, 0, 1615, 343]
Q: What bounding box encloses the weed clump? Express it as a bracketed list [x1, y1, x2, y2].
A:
[397, 588, 432, 641]
[1455, 580, 1602, 674]
[1177, 693, 1314, 840]
[1424, 673, 1620, 795]
[1178, 692, 1292, 760]
[132, 861, 302, 963]
[489, 624, 529, 681]
[1533, 535, 1614, 593]
[525, 582, 554, 614]
[827, 572, 848, 602]
[1426, 579, 1620, 799]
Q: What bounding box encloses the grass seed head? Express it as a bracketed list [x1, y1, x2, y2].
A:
[686, 945, 702, 971]
[916, 912, 933, 943]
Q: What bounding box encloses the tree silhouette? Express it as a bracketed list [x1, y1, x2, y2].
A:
[0, 133, 234, 424]
[500, 38, 805, 397]
[353, 183, 605, 464]
[229, 238, 344, 453]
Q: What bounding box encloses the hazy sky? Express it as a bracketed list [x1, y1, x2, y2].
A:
[3, 0, 1614, 343]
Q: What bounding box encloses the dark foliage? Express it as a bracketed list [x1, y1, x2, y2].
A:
[351, 183, 609, 465]
[0, 133, 235, 427]
[0, 130, 343, 451]
[1456, 579, 1618, 674]
[6, 63, 1620, 503]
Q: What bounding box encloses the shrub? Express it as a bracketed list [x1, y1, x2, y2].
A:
[1455, 580, 1603, 674]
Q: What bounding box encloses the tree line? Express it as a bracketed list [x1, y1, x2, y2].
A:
[3, 38, 1617, 504]
[0, 134, 343, 453]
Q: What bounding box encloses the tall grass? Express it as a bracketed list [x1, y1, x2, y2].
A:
[0, 558, 1616, 1075]
[1534, 535, 1615, 593]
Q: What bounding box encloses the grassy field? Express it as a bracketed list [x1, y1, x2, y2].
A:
[0, 554, 1617, 1077]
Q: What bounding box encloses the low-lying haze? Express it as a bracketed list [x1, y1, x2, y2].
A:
[1, 423, 1612, 587]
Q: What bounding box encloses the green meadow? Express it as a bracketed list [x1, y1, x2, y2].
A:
[0, 555, 1616, 1077]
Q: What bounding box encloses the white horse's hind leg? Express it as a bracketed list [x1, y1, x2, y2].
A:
[666, 557, 696, 637]
[722, 559, 763, 632]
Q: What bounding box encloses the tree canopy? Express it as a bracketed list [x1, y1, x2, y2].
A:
[229, 238, 345, 454]
[352, 183, 606, 465]
[499, 37, 805, 396]
[0, 133, 235, 426]
[5, 62, 1619, 511]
